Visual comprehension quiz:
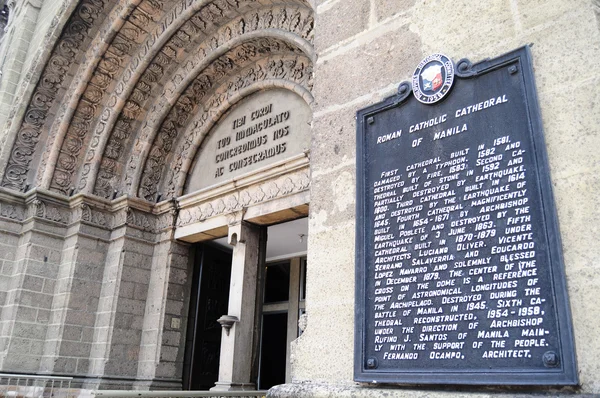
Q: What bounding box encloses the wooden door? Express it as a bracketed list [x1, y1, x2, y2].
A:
[184, 244, 232, 390]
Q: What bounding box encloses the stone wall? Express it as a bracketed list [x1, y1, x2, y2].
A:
[279, 0, 600, 396]
[0, 189, 190, 389]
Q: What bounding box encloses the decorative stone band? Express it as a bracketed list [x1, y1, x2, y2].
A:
[0, 187, 178, 236]
[0, 152, 309, 239]
[175, 153, 310, 241]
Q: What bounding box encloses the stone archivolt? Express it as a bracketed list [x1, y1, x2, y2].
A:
[0, 0, 313, 202]
[161, 54, 313, 201]
[137, 49, 312, 202]
[1, 0, 114, 192]
[96, 4, 314, 200]
[0, 0, 313, 230]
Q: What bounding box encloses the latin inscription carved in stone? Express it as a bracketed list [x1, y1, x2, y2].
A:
[186, 89, 310, 192]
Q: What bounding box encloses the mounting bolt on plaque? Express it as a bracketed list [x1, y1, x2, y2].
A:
[543, 351, 560, 368]
[508, 65, 518, 74]
[366, 358, 378, 369]
[367, 116, 375, 124]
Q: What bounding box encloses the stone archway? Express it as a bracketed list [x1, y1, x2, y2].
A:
[0, 0, 313, 390]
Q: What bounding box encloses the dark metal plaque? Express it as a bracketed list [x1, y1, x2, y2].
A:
[355, 47, 577, 385]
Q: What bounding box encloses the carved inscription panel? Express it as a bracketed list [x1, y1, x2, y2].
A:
[186, 89, 311, 193]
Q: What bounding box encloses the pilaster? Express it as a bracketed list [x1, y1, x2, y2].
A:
[211, 221, 266, 391]
[0, 190, 69, 372]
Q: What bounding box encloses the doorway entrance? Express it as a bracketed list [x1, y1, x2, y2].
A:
[183, 244, 232, 390]
[258, 256, 307, 389]
[183, 217, 308, 390]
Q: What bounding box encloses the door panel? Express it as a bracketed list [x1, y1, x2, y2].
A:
[185, 244, 232, 390]
[258, 312, 288, 389]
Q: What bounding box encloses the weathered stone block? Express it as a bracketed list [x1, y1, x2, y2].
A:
[15, 306, 38, 322]
[120, 266, 150, 284]
[117, 297, 146, 315]
[315, 0, 369, 52]
[133, 283, 148, 301]
[59, 341, 91, 358]
[12, 322, 47, 340]
[516, 0, 583, 32]
[314, 24, 421, 112]
[29, 244, 61, 264]
[42, 279, 55, 294]
[22, 274, 44, 292]
[53, 356, 77, 373]
[119, 281, 136, 299]
[36, 309, 50, 324]
[62, 325, 83, 341]
[169, 267, 188, 285]
[310, 104, 366, 176]
[165, 299, 184, 316]
[19, 291, 53, 309]
[309, 164, 356, 234]
[158, 344, 179, 363]
[65, 310, 96, 327]
[412, 0, 516, 58]
[291, 301, 354, 382]
[25, 261, 59, 279]
[373, 0, 416, 22]
[112, 329, 142, 346]
[162, 330, 181, 347]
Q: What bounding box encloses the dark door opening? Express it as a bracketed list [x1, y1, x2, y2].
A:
[183, 244, 232, 390]
[258, 312, 288, 389]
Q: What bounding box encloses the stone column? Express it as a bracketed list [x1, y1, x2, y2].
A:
[211, 222, 265, 391]
[136, 235, 191, 390]
[0, 196, 68, 372]
[39, 202, 110, 377]
[86, 206, 156, 389]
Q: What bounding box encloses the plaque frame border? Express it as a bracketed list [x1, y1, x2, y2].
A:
[354, 46, 578, 386]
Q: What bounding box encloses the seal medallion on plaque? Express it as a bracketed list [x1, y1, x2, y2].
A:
[412, 53, 455, 104]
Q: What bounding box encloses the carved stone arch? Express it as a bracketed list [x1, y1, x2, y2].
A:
[0, 0, 314, 199]
[171, 79, 312, 198]
[45, 0, 223, 195]
[0, 0, 117, 192]
[82, 0, 315, 200]
[94, 26, 313, 199]
[72, 0, 285, 197]
[136, 51, 312, 201]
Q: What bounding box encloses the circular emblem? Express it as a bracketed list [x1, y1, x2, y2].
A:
[412, 53, 455, 104]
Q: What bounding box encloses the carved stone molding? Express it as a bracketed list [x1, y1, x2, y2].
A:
[93, 4, 313, 199]
[76, 0, 271, 196]
[0, 201, 25, 221]
[176, 164, 310, 229]
[76, 202, 110, 227]
[1, 0, 111, 192]
[25, 198, 70, 225]
[0, 187, 178, 239]
[46, 0, 168, 195]
[138, 54, 312, 202]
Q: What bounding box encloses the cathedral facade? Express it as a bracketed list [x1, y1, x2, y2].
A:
[0, 0, 598, 396]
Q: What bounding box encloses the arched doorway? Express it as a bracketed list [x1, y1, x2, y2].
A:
[0, 0, 314, 391]
[175, 85, 312, 390]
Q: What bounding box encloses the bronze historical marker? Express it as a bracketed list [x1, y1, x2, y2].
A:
[355, 47, 577, 385]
